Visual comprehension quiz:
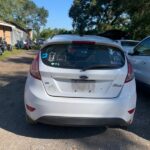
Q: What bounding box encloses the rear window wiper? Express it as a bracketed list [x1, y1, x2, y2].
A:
[81, 64, 120, 71]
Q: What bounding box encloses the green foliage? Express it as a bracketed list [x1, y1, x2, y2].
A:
[0, 0, 48, 32]
[39, 28, 73, 39]
[69, 0, 150, 39]
[0, 49, 23, 61]
[69, 0, 129, 34]
[123, 0, 150, 39]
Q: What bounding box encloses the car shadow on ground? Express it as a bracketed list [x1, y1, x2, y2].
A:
[2, 50, 38, 64]
[0, 74, 106, 139]
[0, 73, 150, 142]
[5, 57, 34, 64]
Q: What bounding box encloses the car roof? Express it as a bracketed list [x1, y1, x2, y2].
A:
[119, 40, 140, 42]
[134, 36, 150, 49]
[44, 34, 122, 49]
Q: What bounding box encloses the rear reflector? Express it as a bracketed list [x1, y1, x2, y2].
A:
[72, 41, 95, 45]
[26, 104, 36, 112]
[128, 108, 135, 114]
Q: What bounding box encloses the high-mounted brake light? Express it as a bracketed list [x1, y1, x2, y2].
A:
[125, 58, 134, 83]
[72, 41, 95, 45]
[30, 53, 41, 80]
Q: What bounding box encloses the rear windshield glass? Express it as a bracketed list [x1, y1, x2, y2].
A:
[121, 41, 139, 47]
[41, 44, 125, 70]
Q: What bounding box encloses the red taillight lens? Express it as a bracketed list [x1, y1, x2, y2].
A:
[125, 58, 134, 83]
[30, 53, 41, 80]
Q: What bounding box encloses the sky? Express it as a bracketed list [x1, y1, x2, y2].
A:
[33, 0, 73, 30]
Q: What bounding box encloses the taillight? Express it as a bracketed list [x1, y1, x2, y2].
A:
[30, 53, 41, 80]
[125, 58, 134, 83]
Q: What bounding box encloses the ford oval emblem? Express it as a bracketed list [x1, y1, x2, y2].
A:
[80, 75, 88, 80]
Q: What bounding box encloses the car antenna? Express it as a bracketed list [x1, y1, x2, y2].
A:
[79, 31, 84, 37]
[79, 27, 84, 36]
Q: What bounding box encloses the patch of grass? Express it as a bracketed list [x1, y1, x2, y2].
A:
[0, 49, 24, 61]
[32, 45, 41, 50]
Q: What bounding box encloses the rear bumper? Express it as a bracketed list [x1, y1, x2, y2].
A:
[24, 75, 137, 126]
[37, 116, 128, 126]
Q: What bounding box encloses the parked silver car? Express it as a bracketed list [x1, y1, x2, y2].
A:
[128, 36, 150, 86]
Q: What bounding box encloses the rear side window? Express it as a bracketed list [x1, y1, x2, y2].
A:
[41, 44, 125, 70]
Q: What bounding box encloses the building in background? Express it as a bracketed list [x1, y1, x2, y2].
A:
[0, 20, 33, 46]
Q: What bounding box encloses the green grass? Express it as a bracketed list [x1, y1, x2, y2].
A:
[0, 49, 24, 61]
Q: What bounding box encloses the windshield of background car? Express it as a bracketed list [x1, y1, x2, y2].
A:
[121, 41, 139, 47]
[41, 44, 125, 69]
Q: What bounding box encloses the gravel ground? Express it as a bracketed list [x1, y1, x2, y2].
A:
[0, 50, 149, 150]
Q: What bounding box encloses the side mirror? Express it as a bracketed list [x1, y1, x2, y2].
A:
[128, 49, 139, 56]
[128, 47, 137, 56]
[127, 49, 134, 55]
[128, 52, 135, 56]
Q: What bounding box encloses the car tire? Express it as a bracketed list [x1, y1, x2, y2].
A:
[26, 114, 36, 125]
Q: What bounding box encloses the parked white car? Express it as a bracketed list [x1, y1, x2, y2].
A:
[117, 40, 139, 54]
[128, 36, 150, 86]
[24, 35, 137, 127]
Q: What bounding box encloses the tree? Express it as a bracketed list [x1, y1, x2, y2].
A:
[69, 0, 150, 39]
[69, 0, 129, 34]
[122, 0, 150, 39]
[0, 0, 48, 33]
[39, 28, 73, 39]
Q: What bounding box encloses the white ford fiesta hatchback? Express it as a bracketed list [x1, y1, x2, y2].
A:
[24, 35, 137, 127]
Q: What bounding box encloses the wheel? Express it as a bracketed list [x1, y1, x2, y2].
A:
[26, 114, 36, 125]
[7, 45, 13, 51]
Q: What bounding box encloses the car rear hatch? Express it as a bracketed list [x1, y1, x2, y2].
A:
[40, 41, 127, 98]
